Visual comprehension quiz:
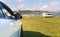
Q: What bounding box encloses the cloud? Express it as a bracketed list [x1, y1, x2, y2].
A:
[40, 5, 49, 10]
[0, 0, 12, 2]
[18, 0, 23, 2]
[26, 7, 30, 10]
[15, 0, 23, 2]
[41, 5, 48, 9]
[50, 1, 58, 6]
[25, 5, 49, 11]
[25, 5, 35, 10]
[20, 4, 24, 8]
[25, 6, 38, 10]
[0, 0, 23, 2]
[15, 4, 25, 10]
[0, 0, 4, 2]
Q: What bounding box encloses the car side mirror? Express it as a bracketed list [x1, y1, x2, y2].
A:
[15, 13, 22, 20]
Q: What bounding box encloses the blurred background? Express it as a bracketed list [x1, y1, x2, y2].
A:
[0, 0, 60, 37]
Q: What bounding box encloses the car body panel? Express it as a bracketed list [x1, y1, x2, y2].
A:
[0, 19, 22, 37]
[0, 1, 22, 37]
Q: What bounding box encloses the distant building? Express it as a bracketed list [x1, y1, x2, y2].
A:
[42, 12, 53, 17]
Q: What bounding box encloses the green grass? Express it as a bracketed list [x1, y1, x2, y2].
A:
[22, 16, 60, 37]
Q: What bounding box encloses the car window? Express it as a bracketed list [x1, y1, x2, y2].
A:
[3, 9, 11, 16]
[3, 9, 15, 19]
[0, 3, 14, 19]
[0, 10, 4, 18]
[0, 9, 14, 19]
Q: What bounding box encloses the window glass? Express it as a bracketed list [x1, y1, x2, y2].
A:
[0, 10, 4, 18]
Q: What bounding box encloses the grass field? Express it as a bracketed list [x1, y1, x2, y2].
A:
[22, 16, 60, 37]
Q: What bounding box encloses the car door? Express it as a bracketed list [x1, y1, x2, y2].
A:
[0, 3, 22, 37]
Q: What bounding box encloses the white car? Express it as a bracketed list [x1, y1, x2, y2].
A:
[0, 1, 23, 37]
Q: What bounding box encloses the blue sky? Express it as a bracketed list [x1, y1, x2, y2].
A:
[0, 0, 60, 11]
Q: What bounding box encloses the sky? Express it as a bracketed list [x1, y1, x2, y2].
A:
[0, 0, 60, 11]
